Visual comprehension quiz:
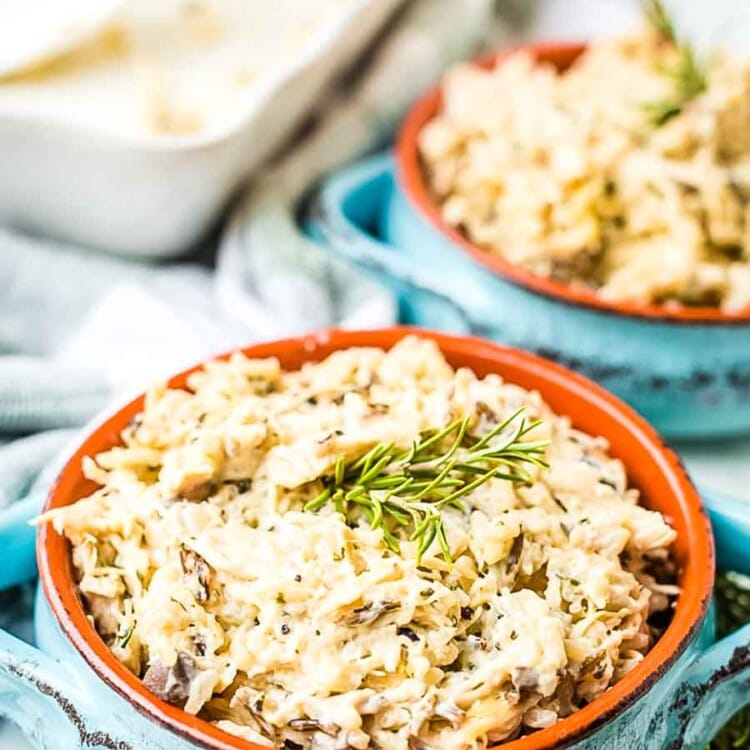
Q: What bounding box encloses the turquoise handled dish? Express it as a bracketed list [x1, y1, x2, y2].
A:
[1, 328, 748, 750]
[308, 154, 750, 439]
[0, 487, 747, 749]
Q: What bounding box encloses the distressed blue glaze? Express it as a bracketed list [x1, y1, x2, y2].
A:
[0, 489, 748, 749]
[0, 496, 40, 591]
[308, 154, 750, 439]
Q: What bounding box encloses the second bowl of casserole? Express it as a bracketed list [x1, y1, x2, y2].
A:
[310, 38, 750, 439]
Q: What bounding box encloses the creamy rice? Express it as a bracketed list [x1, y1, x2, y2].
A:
[41, 337, 677, 749]
[418, 30, 750, 311]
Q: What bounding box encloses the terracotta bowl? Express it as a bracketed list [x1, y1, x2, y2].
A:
[0, 328, 736, 749]
[396, 43, 750, 325]
[308, 44, 750, 438]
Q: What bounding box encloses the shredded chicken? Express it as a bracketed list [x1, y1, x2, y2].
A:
[40, 337, 677, 749]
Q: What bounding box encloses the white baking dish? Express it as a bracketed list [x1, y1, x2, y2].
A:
[0, 0, 402, 258]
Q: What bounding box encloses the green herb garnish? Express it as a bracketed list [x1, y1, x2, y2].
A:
[645, 0, 676, 42]
[118, 623, 135, 648]
[710, 572, 750, 749]
[643, 0, 708, 126]
[303, 408, 548, 564]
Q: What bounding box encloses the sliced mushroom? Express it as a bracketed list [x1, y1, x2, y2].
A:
[434, 700, 465, 726]
[82, 592, 120, 641]
[511, 666, 540, 692]
[288, 719, 340, 737]
[142, 651, 197, 705]
[505, 531, 525, 574]
[180, 547, 211, 602]
[174, 478, 217, 503]
[475, 400, 499, 426]
[342, 600, 399, 626]
[248, 707, 277, 740]
[218, 690, 277, 740]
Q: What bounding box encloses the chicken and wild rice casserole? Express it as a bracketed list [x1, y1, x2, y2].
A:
[42, 337, 678, 749]
[418, 5, 750, 311]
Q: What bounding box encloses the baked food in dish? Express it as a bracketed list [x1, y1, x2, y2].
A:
[42, 336, 677, 749]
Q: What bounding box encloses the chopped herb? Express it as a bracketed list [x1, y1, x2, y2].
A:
[303, 409, 548, 564]
[119, 623, 135, 648]
[642, 0, 707, 126]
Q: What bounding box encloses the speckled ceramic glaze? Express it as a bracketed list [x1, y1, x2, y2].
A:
[0, 329, 749, 750]
[308, 153, 750, 439]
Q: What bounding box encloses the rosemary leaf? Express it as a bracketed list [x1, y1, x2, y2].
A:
[642, 2, 708, 127]
[645, 0, 676, 42]
[303, 409, 549, 563]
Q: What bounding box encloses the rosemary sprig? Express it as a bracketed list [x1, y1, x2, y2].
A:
[303, 408, 549, 564]
[643, 0, 708, 127]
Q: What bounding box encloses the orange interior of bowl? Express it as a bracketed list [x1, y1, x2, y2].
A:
[38, 327, 713, 750]
[396, 42, 750, 325]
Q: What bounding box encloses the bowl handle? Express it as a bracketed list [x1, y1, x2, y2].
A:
[0, 626, 101, 749]
[676, 487, 750, 748]
[308, 154, 487, 334]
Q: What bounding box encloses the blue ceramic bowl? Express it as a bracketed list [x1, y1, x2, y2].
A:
[0, 329, 749, 750]
[309, 147, 750, 440]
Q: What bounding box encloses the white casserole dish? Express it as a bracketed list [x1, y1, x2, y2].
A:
[0, 0, 402, 258]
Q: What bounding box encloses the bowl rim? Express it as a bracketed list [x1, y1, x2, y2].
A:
[395, 41, 750, 326]
[38, 326, 714, 750]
